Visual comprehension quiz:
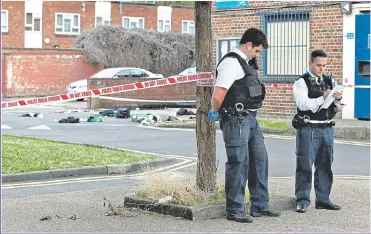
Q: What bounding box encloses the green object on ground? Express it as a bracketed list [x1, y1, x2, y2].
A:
[88, 114, 104, 122]
[131, 114, 150, 122]
[1, 135, 156, 174]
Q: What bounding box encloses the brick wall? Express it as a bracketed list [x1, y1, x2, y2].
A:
[111, 3, 158, 30]
[1, 1, 25, 48]
[1, 1, 194, 49]
[212, 1, 343, 118]
[171, 6, 195, 33]
[42, 1, 96, 49]
[1, 48, 103, 97]
[87, 77, 197, 109]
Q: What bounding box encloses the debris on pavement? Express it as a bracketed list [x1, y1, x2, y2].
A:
[58, 116, 80, 123]
[87, 114, 104, 122]
[40, 214, 84, 221]
[158, 196, 173, 204]
[20, 112, 44, 118]
[99, 109, 115, 117]
[176, 108, 195, 116]
[131, 113, 165, 126]
[116, 107, 131, 119]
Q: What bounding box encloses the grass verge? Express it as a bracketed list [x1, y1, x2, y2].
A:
[2, 134, 156, 174]
[135, 175, 250, 206]
[161, 118, 290, 131]
[257, 119, 289, 130]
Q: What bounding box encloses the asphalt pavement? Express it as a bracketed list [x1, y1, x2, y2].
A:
[2, 175, 370, 233]
[2, 109, 370, 177]
[1, 102, 370, 233]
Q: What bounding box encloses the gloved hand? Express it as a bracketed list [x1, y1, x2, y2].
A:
[208, 109, 220, 122]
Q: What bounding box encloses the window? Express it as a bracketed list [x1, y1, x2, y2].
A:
[217, 38, 240, 62]
[263, 11, 310, 77]
[55, 13, 80, 35]
[130, 69, 149, 78]
[25, 12, 41, 32]
[96, 16, 110, 27]
[158, 19, 170, 32]
[122, 17, 144, 29]
[115, 69, 149, 78]
[115, 70, 131, 77]
[182, 20, 194, 35]
[1, 10, 8, 33]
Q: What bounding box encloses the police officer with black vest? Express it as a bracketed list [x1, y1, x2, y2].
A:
[292, 50, 343, 213]
[208, 28, 281, 223]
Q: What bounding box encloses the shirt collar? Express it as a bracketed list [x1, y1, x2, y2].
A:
[306, 69, 322, 81]
[231, 47, 250, 61]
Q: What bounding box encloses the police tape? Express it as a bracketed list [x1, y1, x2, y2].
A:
[1, 72, 215, 109]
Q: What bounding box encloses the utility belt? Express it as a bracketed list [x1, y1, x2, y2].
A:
[220, 103, 257, 120]
[292, 114, 335, 129]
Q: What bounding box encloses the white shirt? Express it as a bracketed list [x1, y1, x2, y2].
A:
[215, 47, 250, 90]
[293, 70, 343, 113]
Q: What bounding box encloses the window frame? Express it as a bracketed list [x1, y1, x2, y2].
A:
[158, 19, 171, 32]
[216, 37, 240, 63]
[122, 16, 145, 29]
[1, 9, 8, 33]
[182, 20, 195, 35]
[25, 12, 42, 32]
[261, 10, 311, 80]
[95, 16, 111, 27]
[55, 12, 80, 35]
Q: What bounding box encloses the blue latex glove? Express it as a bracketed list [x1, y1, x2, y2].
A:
[208, 109, 220, 122]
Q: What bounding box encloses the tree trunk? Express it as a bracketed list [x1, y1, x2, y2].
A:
[195, 1, 217, 192]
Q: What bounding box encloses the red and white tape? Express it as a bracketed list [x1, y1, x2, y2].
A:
[1, 72, 216, 109]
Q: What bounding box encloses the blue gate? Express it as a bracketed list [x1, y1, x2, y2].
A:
[354, 13, 370, 119]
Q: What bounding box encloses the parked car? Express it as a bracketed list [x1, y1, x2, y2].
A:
[66, 67, 164, 99]
[178, 62, 196, 76]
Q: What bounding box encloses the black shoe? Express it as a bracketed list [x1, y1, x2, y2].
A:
[295, 204, 308, 213]
[250, 208, 281, 217]
[315, 202, 341, 210]
[226, 212, 254, 223]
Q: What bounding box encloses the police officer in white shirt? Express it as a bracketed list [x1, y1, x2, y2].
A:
[292, 50, 343, 213]
[208, 28, 281, 223]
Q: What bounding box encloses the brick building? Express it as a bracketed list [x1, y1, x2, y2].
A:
[1, 1, 194, 49]
[211, 1, 370, 119]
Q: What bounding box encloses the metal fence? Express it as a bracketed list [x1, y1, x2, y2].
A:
[258, 10, 311, 83]
[216, 9, 311, 83]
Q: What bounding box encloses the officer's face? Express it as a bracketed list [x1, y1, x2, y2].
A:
[309, 57, 328, 77]
[245, 42, 263, 59]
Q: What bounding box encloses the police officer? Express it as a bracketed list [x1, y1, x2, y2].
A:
[292, 50, 343, 213]
[208, 28, 281, 223]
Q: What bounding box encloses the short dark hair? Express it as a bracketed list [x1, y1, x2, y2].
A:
[239, 28, 269, 49]
[311, 50, 327, 62]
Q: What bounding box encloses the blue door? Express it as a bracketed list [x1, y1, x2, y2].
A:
[354, 13, 370, 119]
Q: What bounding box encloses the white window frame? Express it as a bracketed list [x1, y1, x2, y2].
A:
[95, 16, 111, 27]
[122, 16, 145, 29]
[182, 20, 194, 35]
[158, 19, 171, 32]
[25, 12, 42, 32]
[55, 13, 80, 35]
[1, 9, 8, 33]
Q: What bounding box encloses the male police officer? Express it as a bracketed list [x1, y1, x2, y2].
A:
[208, 28, 281, 223]
[292, 50, 343, 213]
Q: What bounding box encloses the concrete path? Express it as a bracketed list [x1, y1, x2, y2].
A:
[2, 175, 369, 233]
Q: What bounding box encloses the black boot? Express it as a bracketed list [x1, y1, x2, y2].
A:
[226, 212, 254, 223]
[315, 202, 341, 210]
